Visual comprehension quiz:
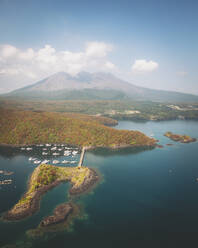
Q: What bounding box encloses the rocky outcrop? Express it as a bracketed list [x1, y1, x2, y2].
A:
[3, 167, 99, 221]
[69, 168, 99, 195]
[3, 180, 63, 221]
[164, 132, 197, 143]
[40, 203, 73, 227]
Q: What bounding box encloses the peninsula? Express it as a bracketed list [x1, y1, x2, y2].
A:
[3, 164, 99, 221]
[0, 108, 156, 148]
[164, 132, 197, 143]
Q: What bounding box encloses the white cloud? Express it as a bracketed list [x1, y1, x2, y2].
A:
[85, 41, 113, 58]
[0, 41, 116, 84]
[18, 48, 35, 60]
[105, 61, 116, 69]
[1, 44, 18, 58]
[132, 59, 159, 72]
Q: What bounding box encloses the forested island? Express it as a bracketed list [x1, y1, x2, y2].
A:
[3, 164, 99, 221]
[164, 132, 197, 143]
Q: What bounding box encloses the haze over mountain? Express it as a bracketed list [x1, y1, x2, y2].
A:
[6, 71, 198, 102]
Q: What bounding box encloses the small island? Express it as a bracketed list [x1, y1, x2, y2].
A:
[40, 203, 73, 227]
[3, 164, 99, 221]
[164, 132, 197, 143]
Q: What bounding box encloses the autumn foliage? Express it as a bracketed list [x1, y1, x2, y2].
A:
[0, 108, 156, 147]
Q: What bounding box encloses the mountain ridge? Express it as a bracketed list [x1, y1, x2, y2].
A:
[6, 71, 198, 102]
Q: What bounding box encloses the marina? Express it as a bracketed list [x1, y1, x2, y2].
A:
[22, 144, 81, 166]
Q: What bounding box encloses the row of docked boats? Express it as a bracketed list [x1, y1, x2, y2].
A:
[0, 179, 12, 185]
[21, 144, 80, 156]
[28, 157, 77, 165]
[21, 147, 32, 151]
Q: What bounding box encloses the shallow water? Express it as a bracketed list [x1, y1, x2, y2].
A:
[1, 120, 198, 247]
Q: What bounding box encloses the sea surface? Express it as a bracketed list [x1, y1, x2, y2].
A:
[1, 120, 198, 247]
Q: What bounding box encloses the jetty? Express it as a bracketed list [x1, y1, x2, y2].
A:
[78, 146, 91, 167]
[78, 147, 85, 167]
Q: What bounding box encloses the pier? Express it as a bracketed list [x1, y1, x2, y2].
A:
[78, 146, 91, 167]
[78, 147, 86, 167]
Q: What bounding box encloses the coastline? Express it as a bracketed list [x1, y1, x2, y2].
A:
[2, 166, 99, 222]
[0, 141, 157, 149]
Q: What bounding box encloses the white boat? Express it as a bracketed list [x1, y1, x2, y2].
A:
[42, 152, 48, 155]
[64, 150, 71, 154]
[46, 144, 51, 147]
[70, 161, 77, 164]
[52, 160, 59, 164]
[52, 152, 60, 156]
[26, 147, 32, 151]
[62, 160, 70, 164]
[29, 157, 36, 161]
[42, 148, 47, 150]
[34, 160, 41, 164]
[72, 151, 78, 155]
[58, 148, 62, 151]
[51, 147, 57, 151]
[21, 148, 25, 150]
[64, 153, 71, 156]
[41, 160, 49, 164]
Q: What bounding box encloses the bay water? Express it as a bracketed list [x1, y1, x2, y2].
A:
[0, 120, 198, 247]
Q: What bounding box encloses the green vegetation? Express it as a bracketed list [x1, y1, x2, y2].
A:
[164, 132, 197, 143]
[11, 164, 92, 211]
[0, 108, 156, 147]
[1, 99, 198, 121]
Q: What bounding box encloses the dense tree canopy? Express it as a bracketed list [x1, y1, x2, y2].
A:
[0, 108, 156, 147]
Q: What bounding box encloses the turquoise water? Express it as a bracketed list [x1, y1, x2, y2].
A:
[1, 120, 198, 247]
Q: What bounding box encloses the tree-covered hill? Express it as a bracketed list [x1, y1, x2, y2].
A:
[0, 108, 156, 148]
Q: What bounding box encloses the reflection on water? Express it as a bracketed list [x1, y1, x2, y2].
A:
[89, 146, 155, 157]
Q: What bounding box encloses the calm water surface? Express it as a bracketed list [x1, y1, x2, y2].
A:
[1, 120, 198, 247]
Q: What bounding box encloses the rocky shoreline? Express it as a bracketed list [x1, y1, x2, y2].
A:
[164, 132, 197, 143]
[3, 167, 99, 222]
[40, 203, 73, 227]
[3, 179, 63, 221]
[69, 168, 99, 195]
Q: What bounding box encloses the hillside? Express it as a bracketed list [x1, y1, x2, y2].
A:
[1, 99, 198, 121]
[0, 108, 156, 148]
[5, 71, 198, 102]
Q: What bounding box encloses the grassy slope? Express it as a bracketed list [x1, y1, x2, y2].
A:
[9, 164, 92, 213]
[0, 108, 156, 147]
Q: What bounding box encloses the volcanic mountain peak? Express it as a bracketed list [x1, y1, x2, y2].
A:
[8, 71, 198, 102]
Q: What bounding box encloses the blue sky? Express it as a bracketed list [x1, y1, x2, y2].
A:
[0, 0, 197, 94]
